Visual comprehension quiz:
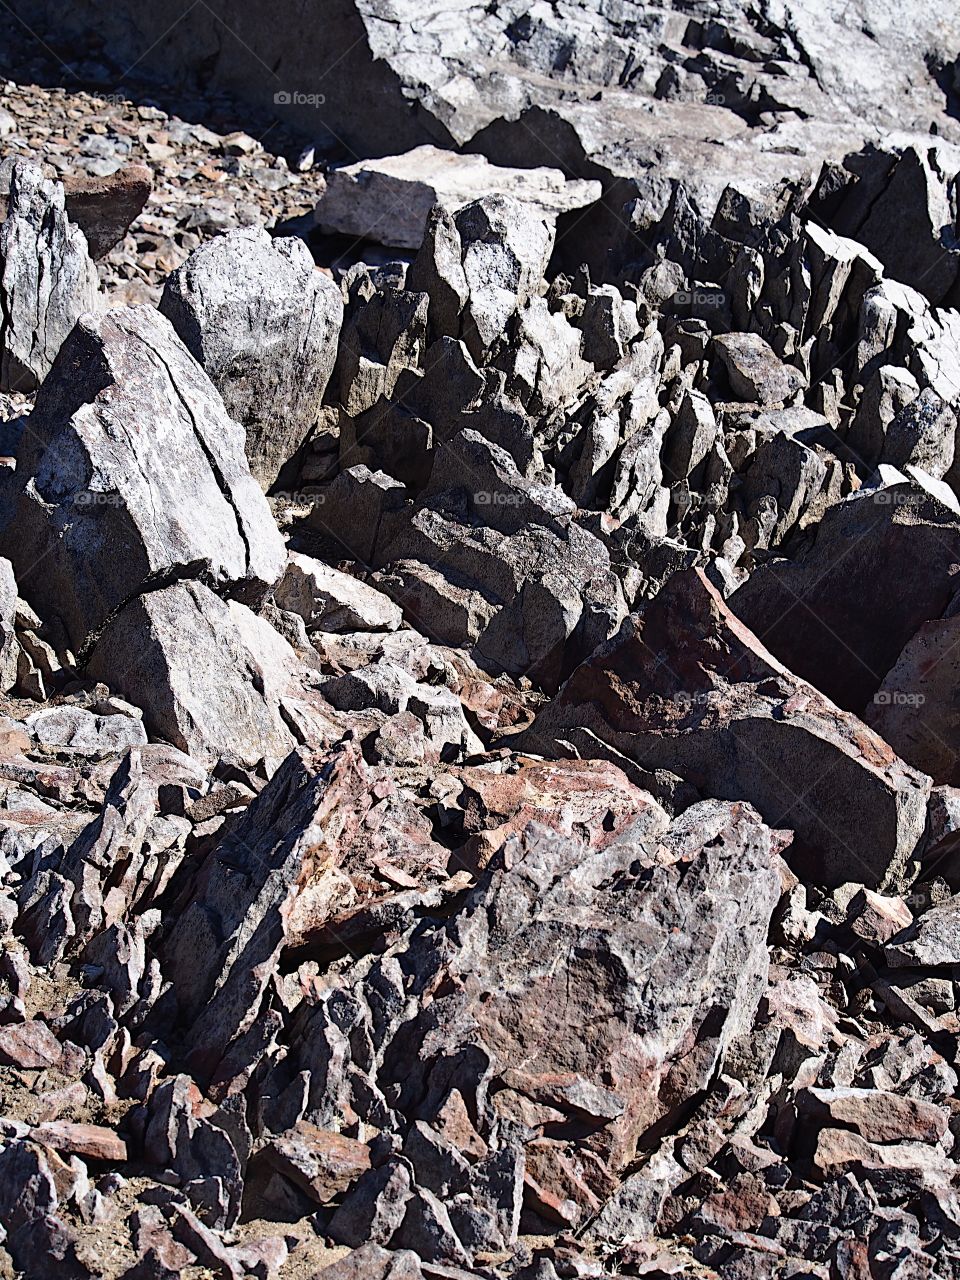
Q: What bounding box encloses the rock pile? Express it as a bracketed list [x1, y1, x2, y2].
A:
[1, 15, 960, 1280]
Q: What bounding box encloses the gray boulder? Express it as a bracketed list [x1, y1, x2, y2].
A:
[1, 305, 286, 655]
[159, 227, 343, 489]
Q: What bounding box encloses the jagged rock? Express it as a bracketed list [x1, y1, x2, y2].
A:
[273, 552, 403, 633]
[258, 1122, 370, 1205]
[713, 332, 805, 405]
[1, 305, 285, 656]
[794, 1087, 949, 1145]
[455, 195, 555, 361]
[884, 895, 960, 968]
[160, 227, 344, 488]
[522, 568, 930, 888]
[61, 162, 152, 258]
[161, 740, 372, 1082]
[315, 145, 601, 250]
[31, 1121, 128, 1162]
[731, 470, 960, 713]
[0, 159, 99, 392]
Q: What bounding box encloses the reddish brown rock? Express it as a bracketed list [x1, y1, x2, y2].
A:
[522, 568, 930, 889]
[796, 1086, 949, 1145]
[31, 1120, 128, 1162]
[260, 1121, 371, 1205]
[61, 163, 153, 258]
[0, 1020, 62, 1069]
[451, 755, 668, 872]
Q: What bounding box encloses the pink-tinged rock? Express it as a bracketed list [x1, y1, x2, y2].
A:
[796, 1086, 949, 1145]
[522, 567, 930, 889]
[813, 1127, 956, 1180]
[0, 1020, 62, 1069]
[847, 888, 914, 945]
[260, 1121, 371, 1205]
[31, 1120, 128, 1162]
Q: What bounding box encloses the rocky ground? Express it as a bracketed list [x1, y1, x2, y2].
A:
[0, 5, 960, 1280]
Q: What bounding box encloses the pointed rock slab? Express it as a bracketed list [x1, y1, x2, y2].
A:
[0, 159, 99, 393]
[383, 808, 780, 1202]
[85, 582, 319, 769]
[730, 470, 960, 713]
[61, 163, 153, 259]
[160, 227, 343, 488]
[521, 569, 930, 889]
[162, 739, 373, 1084]
[1, 304, 285, 656]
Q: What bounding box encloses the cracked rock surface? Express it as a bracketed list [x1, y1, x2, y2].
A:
[1, 6, 960, 1280]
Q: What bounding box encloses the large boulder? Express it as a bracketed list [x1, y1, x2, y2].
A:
[0, 159, 99, 392]
[0, 305, 285, 656]
[279, 802, 781, 1255]
[160, 227, 344, 488]
[521, 568, 930, 889]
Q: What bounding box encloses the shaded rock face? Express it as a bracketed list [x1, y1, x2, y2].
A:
[522, 569, 930, 890]
[730, 475, 960, 715]
[160, 227, 344, 488]
[19, 0, 960, 218]
[0, 304, 285, 656]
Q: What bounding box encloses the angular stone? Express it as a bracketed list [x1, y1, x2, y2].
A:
[86, 582, 309, 769]
[523, 568, 930, 889]
[713, 332, 805, 405]
[2, 305, 285, 655]
[160, 227, 343, 488]
[273, 552, 403, 633]
[795, 1087, 948, 1145]
[31, 1121, 128, 1162]
[315, 145, 600, 250]
[0, 159, 99, 393]
[61, 162, 152, 258]
[260, 1122, 370, 1206]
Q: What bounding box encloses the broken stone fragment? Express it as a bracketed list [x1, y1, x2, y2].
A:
[85, 581, 329, 769]
[258, 1121, 370, 1205]
[61, 162, 153, 258]
[713, 331, 806, 405]
[273, 551, 403, 633]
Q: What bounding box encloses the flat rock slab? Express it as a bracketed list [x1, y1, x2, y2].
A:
[315, 145, 601, 249]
